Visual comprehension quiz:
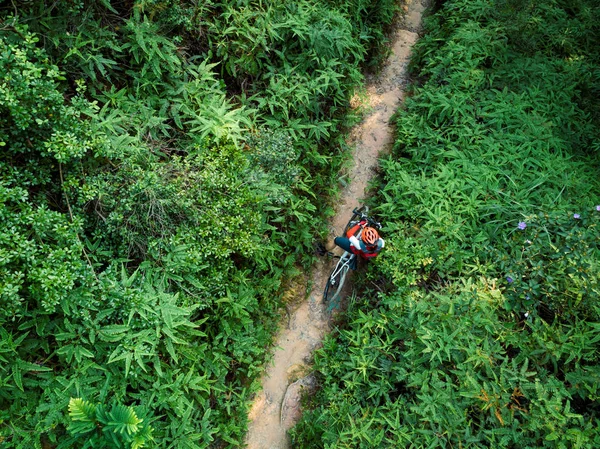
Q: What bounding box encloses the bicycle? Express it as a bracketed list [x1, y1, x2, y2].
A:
[322, 206, 382, 311]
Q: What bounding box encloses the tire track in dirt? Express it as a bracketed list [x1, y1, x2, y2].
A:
[244, 2, 426, 447]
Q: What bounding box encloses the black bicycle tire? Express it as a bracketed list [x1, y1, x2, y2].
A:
[323, 267, 340, 304]
[333, 265, 349, 303]
[323, 258, 350, 305]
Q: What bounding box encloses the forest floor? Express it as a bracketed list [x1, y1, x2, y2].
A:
[244, 1, 426, 447]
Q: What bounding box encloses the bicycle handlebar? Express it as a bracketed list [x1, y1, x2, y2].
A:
[352, 207, 382, 229]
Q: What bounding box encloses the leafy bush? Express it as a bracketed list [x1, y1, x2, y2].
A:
[293, 281, 600, 448]
[495, 209, 600, 322]
[68, 398, 153, 449]
[0, 27, 98, 317]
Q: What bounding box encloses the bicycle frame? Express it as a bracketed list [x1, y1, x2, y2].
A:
[331, 251, 355, 279]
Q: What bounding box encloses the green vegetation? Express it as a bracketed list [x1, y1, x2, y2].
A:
[292, 0, 600, 447]
[0, 0, 397, 447]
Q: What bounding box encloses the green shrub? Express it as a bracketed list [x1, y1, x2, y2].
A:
[293, 281, 600, 448]
[67, 398, 154, 449]
[494, 208, 600, 322]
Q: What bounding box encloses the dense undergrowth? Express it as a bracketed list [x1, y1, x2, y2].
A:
[0, 0, 397, 447]
[292, 0, 600, 447]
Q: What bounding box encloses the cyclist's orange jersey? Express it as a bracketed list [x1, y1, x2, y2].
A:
[346, 222, 385, 259]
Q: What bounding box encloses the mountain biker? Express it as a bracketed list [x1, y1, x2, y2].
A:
[333, 220, 385, 260]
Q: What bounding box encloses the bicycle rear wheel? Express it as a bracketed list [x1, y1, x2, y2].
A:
[323, 256, 351, 306]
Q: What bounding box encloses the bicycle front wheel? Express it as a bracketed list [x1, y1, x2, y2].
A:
[323, 259, 350, 306]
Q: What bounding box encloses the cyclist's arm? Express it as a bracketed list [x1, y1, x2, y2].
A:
[345, 221, 366, 238]
[349, 235, 362, 250]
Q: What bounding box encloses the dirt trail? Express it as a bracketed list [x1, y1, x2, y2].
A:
[244, 2, 426, 448]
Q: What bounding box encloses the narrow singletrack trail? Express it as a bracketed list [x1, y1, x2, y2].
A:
[244, 2, 426, 447]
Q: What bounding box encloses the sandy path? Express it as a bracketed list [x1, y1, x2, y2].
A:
[244, 2, 426, 448]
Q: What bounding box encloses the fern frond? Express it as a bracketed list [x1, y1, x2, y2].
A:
[69, 398, 97, 422]
[107, 404, 143, 436]
[131, 424, 154, 449]
[68, 398, 98, 435]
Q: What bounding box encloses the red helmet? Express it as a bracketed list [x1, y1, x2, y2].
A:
[362, 227, 379, 246]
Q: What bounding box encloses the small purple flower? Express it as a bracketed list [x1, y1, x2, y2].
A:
[596, 205, 600, 212]
[518, 221, 527, 230]
[507, 276, 514, 283]
[573, 213, 581, 219]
